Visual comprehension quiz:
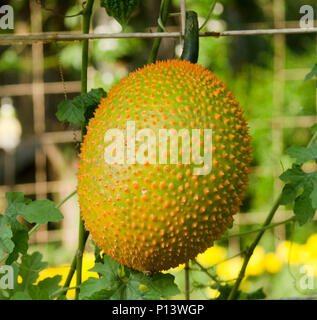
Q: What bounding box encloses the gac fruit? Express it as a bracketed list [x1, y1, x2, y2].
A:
[77, 60, 252, 272]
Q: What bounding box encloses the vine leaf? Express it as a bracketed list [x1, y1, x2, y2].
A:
[5, 192, 31, 231]
[286, 145, 317, 164]
[79, 254, 180, 300]
[100, 0, 139, 28]
[0, 215, 14, 259]
[5, 229, 29, 265]
[19, 200, 63, 225]
[10, 292, 32, 300]
[56, 88, 107, 126]
[280, 164, 317, 225]
[18, 252, 48, 291]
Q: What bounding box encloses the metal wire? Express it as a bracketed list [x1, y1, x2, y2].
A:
[1, 27, 317, 45]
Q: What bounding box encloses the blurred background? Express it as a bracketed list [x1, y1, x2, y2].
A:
[0, 0, 317, 299]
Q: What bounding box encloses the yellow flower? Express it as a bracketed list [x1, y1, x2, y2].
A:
[245, 246, 265, 276]
[206, 287, 220, 299]
[276, 241, 306, 265]
[264, 253, 282, 274]
[305, 234, 317, 260]
[36, 252, 99, 298]
[216, 256, 243, 281]
[196, 246, 227, 268]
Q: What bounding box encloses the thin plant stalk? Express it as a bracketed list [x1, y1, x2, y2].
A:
[75, 0, 94, 300]
[147, 0, 171, 64]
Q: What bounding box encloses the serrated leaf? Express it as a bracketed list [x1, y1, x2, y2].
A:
[56, 99, 86, 125]
[0, 215, 14, 258]
[80, 255, 179, 300]
[27, 285, 50, 300]
[56, 88, 106, 126]
[5, 192, 29, 231]
[20, 200, 63, 224]
[79, 277, 110, 300]
[287, 145, 317, 164]
[127, 272, 180, 300]
[280, 183, 299, 205]
[100, 0, 139, 27]
[90, 255, 121, 288]
[279, 164, 307, 184]
[294, 185, 316, 226]
[305, 64, 317, 81]
[18, 252, 47, 291]
[37, 275, 62, 297]
[5, 229, 29, 264]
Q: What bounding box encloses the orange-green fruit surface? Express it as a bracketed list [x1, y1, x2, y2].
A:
[77, 59, 252, 272]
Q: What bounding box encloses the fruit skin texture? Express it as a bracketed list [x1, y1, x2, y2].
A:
[77, 60, 252, 272]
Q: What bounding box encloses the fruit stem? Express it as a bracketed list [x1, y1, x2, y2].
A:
[75, 0, 94, 301]
[180, 11, 199, 64]
[147, 0, 171, 64]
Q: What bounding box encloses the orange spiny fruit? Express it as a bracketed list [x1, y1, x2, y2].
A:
[77, 60, 252, 272]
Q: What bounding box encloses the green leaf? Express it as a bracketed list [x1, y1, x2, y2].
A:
[20, 200, 63, 224]
[100, 0, 139, 27]
[28, 286, 50, 300]
[286, 145, 317, 164]
[37, 275, 62, 297]
[5, 229, 29, 264]
[56, 99, 86, 125]
[0, 215, 14, 258]
[125, 272, 180, 300]
[310, 185, 317, 209]
[90, 255, 121, 287]
[280, 183, 299, 205]
[10, 292, 31, 300]
[294, 185, 316, 226]
[79, 277, 110, 300]
[305, 64, 317, 81]
[18, 252, 47, 291]
[79, 255, 179, 300]
[279, 164, 307, 185]
[5, 192, 29, 231]
[56, 88, 107, 126]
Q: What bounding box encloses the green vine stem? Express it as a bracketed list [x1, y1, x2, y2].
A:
[221, 216, 295, 240]
[75, 0, 95, 301]
[147, 0, 171, 64]
[227, 129, 317, 300]
[227, 195, 282, 300]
